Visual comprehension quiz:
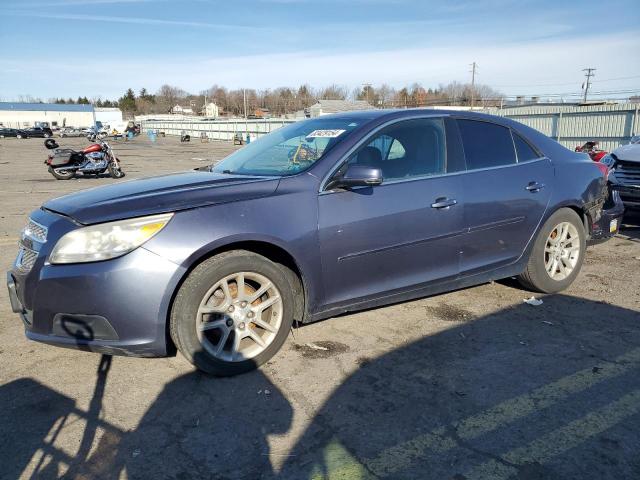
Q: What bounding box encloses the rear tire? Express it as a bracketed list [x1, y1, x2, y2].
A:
[48, 167, 75, 180]
[517, 208, 586, 293]
[170, 250, 295, 376]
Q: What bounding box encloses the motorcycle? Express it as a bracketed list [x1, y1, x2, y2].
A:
[575, 141, 608, 162]
[43, 138, 125, 180]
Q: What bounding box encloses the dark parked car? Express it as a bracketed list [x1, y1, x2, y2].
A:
[602, 142, 640, 210]
[7, 110, 624, 376]
[0, 127, 27, 138]
[17, 126, 54, 138]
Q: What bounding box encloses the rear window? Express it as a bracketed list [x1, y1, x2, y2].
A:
[457, 119, 516, 169]
[512, 132, 540, 162]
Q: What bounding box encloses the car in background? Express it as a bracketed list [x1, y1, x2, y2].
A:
[0, 127, 27, 138]
[18, 126, 54, 138]
[629, 135, 640, 145]
[7, 109, 625, 376]
[58, 127, 85, 138]
[602, 142, 640, 210]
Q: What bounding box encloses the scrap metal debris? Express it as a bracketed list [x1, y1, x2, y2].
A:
[523, 296, 544, 306]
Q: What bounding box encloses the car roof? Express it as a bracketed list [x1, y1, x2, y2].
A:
[320, 108, 514, 124]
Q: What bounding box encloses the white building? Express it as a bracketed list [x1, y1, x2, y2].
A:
[171, 105, 193, 115]
[202, 102, 219, 118]
[95, 107, 123, 126]
[0, 102, 95, 129]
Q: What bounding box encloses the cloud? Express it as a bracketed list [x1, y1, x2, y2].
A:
[7, 0, 162, 6]
[4, 12, 255, 30]
[1, 30, 638, 101]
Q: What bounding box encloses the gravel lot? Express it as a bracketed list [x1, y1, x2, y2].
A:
[1, 136, 639, 480]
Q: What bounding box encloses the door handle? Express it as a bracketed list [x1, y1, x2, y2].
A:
[431, 197, 457, 209]
[525, 181, 545, 192]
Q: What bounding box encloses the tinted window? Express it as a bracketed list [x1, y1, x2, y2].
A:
[347, 118, 446, 181]
[457, 120, 516, 169]
[512, 132, 540, 162]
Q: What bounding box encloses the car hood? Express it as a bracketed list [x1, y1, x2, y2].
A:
[44, 171, 280, 224]
[613, 144, 640, 162]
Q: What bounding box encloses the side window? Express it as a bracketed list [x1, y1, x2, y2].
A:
[347, 118, 446, 181]
[457, 119, 516, 169]
[512, 132, 541, 162]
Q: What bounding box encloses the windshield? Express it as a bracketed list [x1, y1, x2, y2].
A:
[212, 118, 361, 176]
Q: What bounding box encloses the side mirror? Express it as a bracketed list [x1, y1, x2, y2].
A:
[333, 164, 383, 189]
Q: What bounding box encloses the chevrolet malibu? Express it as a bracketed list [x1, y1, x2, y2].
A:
[7, 110, 624, 376]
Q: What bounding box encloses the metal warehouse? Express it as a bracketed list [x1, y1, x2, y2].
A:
[0, 102, 99, 129]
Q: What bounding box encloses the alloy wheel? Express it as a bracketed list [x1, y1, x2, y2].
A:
[196, 271, 283, 362]
[544, 222, 580, 281]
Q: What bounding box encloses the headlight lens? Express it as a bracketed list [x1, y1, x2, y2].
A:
[49, 213, 173, 264]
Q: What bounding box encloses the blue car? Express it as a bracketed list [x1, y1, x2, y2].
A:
[7, 110, 624, 375]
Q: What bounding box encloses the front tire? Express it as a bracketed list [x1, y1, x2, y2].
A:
[16, 134, 24, 139]
[170, 250, 295, 376]
[108, 161, 125, 178]
[517, 208, 586, 293]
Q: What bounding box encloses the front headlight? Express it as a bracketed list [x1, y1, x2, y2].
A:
[49, 213, 173, 264]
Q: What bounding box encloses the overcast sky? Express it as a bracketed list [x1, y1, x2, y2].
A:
[1, 0, 639, 101]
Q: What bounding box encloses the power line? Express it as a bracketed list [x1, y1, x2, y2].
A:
[492, 74, 640, 88]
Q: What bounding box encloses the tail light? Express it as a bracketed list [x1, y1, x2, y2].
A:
[46, 156, 52, 165]
[594, 161, 609, 180]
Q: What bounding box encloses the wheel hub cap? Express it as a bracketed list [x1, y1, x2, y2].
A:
[544, 222, 580, 281]
[195, 271, 283, 362]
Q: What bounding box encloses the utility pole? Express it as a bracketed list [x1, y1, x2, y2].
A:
[470, 62, 478, 109]
[582, 68, 596, 103]
[243, 88, 247, 119]
[362, 83, 372, 105]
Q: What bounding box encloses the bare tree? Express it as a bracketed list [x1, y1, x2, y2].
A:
[317, 84, 348, 100]
[155, 84, 187, 113]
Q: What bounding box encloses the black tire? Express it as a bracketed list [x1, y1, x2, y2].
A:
[43, 133, 51, 138]
[517, 208, 586, 293]
[170, 250, 295, 376]
[16, 133, 24, 139]
[48, 166, 75, 180]
[108, 161, 125, 178]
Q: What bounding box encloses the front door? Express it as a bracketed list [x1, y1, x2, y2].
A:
[318, 117, 466, 309]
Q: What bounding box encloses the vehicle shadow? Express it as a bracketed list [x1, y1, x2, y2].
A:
[620, 210, 640, 241]
[278, 294, 640, 479]
[1, 351, 292, 480]
[2, 296, 639, 479]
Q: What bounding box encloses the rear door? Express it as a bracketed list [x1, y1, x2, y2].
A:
[455, 119, 553, 274]
[317, 117, 466, 308]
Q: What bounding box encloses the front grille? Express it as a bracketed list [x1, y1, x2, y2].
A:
[15, 217, 47, 273]
[614, 160, 640, 186]
[16, 246, 38, 272]
[23, 218, 48, 243]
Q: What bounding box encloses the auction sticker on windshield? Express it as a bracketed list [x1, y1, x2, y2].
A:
[306, 129, 346, 138]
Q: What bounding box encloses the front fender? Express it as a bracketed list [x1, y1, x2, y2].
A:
[143, 192, 323, 314]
